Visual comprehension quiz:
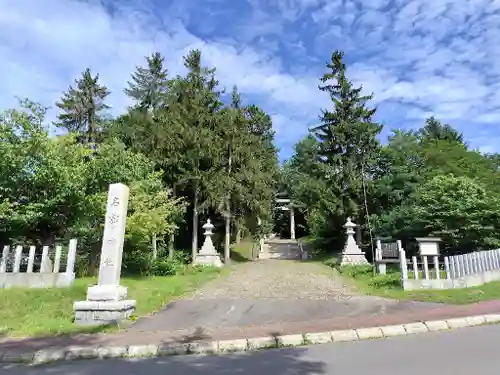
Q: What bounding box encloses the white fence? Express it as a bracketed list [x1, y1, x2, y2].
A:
[0, 239, 77, 288]
[399, 247, 500, 290]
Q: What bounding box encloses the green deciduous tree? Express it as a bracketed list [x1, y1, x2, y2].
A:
[0, 99, 185, 275]
[407, 175, 500, 253]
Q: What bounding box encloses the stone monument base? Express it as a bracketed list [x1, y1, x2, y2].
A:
[193, 254, 223, 267]
[86, 284, 128, 301]
[340, 252, 369, 266]
[73, 299, 136, 326]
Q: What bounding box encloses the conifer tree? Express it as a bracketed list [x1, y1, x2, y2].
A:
[56, 68, 110, 144]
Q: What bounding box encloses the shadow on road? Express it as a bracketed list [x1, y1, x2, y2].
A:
[3, 346, 327, 375]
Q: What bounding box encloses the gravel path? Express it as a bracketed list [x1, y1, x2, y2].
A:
[191, 259, 355, 299]
[128, 257, 441, 332]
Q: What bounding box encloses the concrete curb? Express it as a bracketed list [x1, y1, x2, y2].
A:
[3, 313, 500, 366]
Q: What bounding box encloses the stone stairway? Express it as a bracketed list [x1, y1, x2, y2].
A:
[258, 238, 302, 260]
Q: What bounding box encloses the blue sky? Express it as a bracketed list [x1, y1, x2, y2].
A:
[1, 0, 500, 160]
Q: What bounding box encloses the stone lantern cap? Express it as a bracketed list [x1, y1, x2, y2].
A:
[202, 219, 214, 235]
[343, 217, 356, 235]
[344, 217, 356, 228]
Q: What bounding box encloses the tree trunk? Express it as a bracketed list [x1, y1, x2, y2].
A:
[356, 217, 362, 246]
[235, 219, 242, 244]
[224, 144, 232, 263]
[224, 202, 231, 263]
[168, 183, 176, 260]
[152, 233, 157, 259]
[191, 185, 199, 262]
[168, 233, 175, 260]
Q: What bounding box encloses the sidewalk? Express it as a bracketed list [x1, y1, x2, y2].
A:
[2, 299, 500, 363]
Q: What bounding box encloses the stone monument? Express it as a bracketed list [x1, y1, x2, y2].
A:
[192, 219, 223, 267]
[340, 217, 369, 266]
[73, 183, 136, 325]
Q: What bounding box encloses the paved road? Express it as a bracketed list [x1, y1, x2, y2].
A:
[4, 324, 499, 374]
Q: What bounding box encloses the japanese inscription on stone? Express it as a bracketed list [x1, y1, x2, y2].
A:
[97, 183, 130, 286]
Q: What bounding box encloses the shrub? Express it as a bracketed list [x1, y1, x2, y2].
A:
[123, 250, 154, 276]
[323, 258, 338, 269]
[339, 264, 373, 278]
[172, 249, 191, 264]
[367, 273, 401, 289]
[151, 257, 179, 276]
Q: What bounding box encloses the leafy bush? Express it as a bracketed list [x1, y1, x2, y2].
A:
[123, 250, 154, 276]
[367, 273, 401, 289]
[151, 258, 178, 276]
[172, 249, 192, 264]
[339, 264, 373, 278]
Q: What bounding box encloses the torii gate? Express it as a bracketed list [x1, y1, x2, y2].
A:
[275, 198, 296, 240]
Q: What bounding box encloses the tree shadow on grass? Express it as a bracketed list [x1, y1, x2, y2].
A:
[229, 241, 258, 263]
[229, 250, 253, 263]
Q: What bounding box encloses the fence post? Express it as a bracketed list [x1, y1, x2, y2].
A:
[450, 255, 456, 278]
[399, 247, 408, 281]
[375, 240, 382, 261]
[493, 249, 500, 269]
[0, 246, 9, 273]
[480, 251, 489, 272]
[40, 246, 51, 273]
[66, 239, 78, 276]
[477, 252, 485, 273]
[433, 255, 440, 279]
[27, 246, 36, 273]
[444, 257, 451, 279]
[412, 256, 419, 280]
[490, 250, 496, 270]
[463, 253, 471, 275]
[422, 256, 430, 280]
[485, 251, 493, 271]
[457, 255, 465, 277]
[469, 253, 475, 274]
[53, 245, 62, 273]
[13, 246, 22, 273]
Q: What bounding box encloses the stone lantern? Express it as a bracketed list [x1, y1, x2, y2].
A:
[192, 219, 223, 267]
[340, 217, 369, 266]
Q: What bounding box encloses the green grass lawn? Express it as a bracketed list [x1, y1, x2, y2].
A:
[0, 266, 222, 338]
[335, 263, 500, 305]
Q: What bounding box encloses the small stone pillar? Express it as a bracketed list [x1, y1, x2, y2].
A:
[340, 217, 369, 266]
[193, 219, 223, 267]
[290, 206, 296, 240]
[375, 239, 386, 274]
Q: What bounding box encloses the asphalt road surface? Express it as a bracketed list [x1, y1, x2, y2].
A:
[3, 324, 499, 375]
[128, 297, 439, 332]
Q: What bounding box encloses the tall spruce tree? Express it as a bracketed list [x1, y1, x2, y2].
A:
[55, 68, 110, 144]
[163, 49, 223, 260]
[312, 50, 382, 243]
[124, 52, 169, 111]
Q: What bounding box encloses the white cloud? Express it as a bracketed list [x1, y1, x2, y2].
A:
[310, 0, 500, 150]
[0, 0, 321, 157]
[2, 0, 500, 156]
